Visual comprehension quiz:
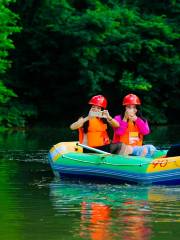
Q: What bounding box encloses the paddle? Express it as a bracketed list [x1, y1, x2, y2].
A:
[77, 143, 111, 155]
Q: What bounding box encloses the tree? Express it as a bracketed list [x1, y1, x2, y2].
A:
[9, 0, 180, 125]
[46, 0, 180, 123]
[0, 0, 36, 128]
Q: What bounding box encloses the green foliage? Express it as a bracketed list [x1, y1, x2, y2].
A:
[121, 71, 152, 91]
[47, 1, 179, 94]
[0, 81, 17, 103]
[0, 0, 36, 128]
[0, 100, 37, 128]
[7, 0, 180, 125]
[0, 0, 20, 74]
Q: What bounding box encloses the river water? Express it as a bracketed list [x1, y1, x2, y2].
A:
[0, 125, 180, 240]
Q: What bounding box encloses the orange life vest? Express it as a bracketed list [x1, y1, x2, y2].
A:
[119, 121, 143, 146]
[78, 118, 110, 147]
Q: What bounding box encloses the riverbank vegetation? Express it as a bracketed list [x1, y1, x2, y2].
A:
[0, 0, 179, 129]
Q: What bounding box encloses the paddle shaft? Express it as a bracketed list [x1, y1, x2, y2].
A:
[77, 143, 110, 154]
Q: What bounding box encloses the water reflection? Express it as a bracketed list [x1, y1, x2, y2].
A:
[0, 126, 72, 151]
[0, 124, 180, 240]
[49, 181, 180, 240]
[0, 125, 180, 151]
[79, 201, 152, 240]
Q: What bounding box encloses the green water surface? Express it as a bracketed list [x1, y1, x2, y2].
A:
[0, 125, 179, 240]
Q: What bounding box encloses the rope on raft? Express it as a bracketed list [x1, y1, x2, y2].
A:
[61, 155, 178, 166]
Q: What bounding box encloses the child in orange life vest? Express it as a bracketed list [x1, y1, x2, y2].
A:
[112, 94, 150, 146]
[70, 95, 118, 149]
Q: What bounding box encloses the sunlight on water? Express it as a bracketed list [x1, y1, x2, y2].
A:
[0, 150, 49, 163]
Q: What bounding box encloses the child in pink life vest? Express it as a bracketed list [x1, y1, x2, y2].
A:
[112, 94, 150, 146]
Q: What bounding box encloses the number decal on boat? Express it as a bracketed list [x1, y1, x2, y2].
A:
[152, 159, 168, 168]
[159, 159, 168, 167]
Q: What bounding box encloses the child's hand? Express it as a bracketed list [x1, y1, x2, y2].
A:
[129, 115, 137, 121]
[126, 109, 137, 121]
[102, 110, 110, 119]
[123, 111, 129, 121]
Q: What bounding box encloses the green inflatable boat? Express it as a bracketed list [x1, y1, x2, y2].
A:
[48, 142, 180, 185]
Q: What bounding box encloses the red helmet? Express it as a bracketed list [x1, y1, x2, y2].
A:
[88, 95, 107, 109]
[122, 94, 141, 105]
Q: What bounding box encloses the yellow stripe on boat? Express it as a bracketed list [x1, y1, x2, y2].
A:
[147, 156, 180, 173]
[50, 142, 83, 161]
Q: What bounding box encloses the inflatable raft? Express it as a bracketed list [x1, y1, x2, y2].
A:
[48, 142, 180, 185]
